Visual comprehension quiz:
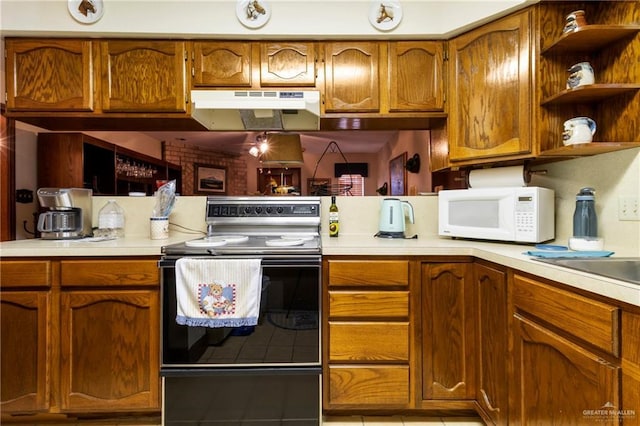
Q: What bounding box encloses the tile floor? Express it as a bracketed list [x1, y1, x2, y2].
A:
[323, 416, 484, 425]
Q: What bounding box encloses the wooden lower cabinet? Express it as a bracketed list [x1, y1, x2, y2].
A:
[622, 312, 640, 426]
[0, 258, 160, 422]
[324, 258, 414, 410]
[511, 273, 622, 424]
[474, 261, 508, 425]
[0, 260, 53, 415]
[421, 261, 476, 400]
[0, 290, 51, 413]
[59, 290, 159, 412]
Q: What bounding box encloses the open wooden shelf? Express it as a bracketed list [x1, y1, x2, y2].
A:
[542, 25, 640, 54]
[541, 84, 640, 105]
[539, 142, 640, 157]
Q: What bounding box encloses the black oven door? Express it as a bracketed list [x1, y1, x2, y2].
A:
[160, 256, 321, 367]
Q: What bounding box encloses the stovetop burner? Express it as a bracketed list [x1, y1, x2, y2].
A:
[164, 196, 322, 256]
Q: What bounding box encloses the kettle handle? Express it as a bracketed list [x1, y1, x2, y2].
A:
[402, 201, 415, 224]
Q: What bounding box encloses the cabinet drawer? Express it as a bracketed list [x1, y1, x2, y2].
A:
[328, 365, 410, 406]
[328, 260, 409, 287]
[61, 260, 159, 287]
[0, 261, 52, 287]
[513, 274, 619, 356]
[329, 322, 409, 362]
[329, 291, 409, 318]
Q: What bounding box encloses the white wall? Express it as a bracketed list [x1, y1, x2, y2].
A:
[14, 127, 38, 239]
[0, 1, 531, 41]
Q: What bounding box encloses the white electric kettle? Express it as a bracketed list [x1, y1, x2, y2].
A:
[377, 198, 415, 238]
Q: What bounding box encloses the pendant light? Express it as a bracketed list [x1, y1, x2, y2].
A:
[260, 133, 304, 166]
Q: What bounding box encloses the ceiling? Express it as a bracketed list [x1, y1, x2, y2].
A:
[141, 130, 401, 155]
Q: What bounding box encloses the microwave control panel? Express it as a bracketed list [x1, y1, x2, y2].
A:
[515, 195, 536, 236]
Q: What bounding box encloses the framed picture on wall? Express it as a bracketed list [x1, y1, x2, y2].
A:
[389, 152, 407, 196]
[195, 164, 226, 194]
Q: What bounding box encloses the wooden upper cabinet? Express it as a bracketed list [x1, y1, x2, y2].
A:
[260, 42, 317, 87]
[324, 42, 380, 112]
[5, 39, 93, 111]
[448, 8, 533, 162]
[192, 41, 252, 87]
[99, 40, 187, 112]
[389, 41, 444, 112]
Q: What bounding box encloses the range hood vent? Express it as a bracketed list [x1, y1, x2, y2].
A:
[191, 90, 321, 131]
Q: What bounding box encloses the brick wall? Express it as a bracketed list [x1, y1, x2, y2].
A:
[164, 141, 248, 195]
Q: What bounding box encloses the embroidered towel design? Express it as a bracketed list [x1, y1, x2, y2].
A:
[175, 257, 262, 328]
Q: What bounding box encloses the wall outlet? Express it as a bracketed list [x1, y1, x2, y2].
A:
[618, 196, 640, 221]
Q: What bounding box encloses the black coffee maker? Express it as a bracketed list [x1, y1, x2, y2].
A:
[36, 188, 93, 239]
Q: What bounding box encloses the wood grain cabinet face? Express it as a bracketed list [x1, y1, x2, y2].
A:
[474, 262, 508, 425]
[621, 312, 640, 422]
[99, 41, 187, 112]
[260, 42, 317, 87]
[422, 262, 476, 400]
[5, 39, 93, 112]
[389, 41, 444, 112]
[511, 273, 622, 424]
[58, 257, 160, 412]
[0, 291, 50, 414]
[448, 9, 533, 162]
[59, 290, 160, 412]
[192, 41, 252, 87]
[324, 259, 412, 410]
[324, 42, 380, 112]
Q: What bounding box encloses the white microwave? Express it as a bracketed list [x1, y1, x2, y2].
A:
[438, 187, 555, 243]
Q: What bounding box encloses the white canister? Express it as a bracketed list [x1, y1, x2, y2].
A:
[150, 217, 169, 240]
[566, 62, 595, 89]
[563, 117, 597, 145]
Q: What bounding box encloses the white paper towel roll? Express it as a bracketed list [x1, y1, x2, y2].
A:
[467, 165, 530, 188]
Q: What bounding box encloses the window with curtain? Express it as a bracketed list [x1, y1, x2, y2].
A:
[339, 175, 364, 196]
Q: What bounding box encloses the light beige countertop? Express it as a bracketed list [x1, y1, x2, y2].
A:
[322, 233, 640, 308]
[1, 232, 638, 307]
[0, 234, 195, 257]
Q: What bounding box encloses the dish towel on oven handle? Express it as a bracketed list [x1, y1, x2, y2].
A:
[175, 257, 263, 328]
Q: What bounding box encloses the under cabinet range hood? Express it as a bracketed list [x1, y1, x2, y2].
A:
[190, 90, 321, 131]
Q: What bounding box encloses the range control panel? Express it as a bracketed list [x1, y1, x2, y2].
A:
[206, 196, 320, 219]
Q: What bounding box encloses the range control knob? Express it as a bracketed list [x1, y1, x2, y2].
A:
[255, 207, 263, 214]
[266, 207, 273, 214]
[244, 206, 252, 215]
[276, 206, 284, 214]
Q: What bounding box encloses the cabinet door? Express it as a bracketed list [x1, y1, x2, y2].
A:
[512, 314, 620, 424]
[260, 42, 317, 87]
[0, 291, 50, 413]
[448, 9, 533, 162]
[389, 41, 444, 111]
[5, 39, 93, 111]
[621, 312, 640, 424]
[475, 262, 508, 425]
[192, 41, 252, 87]
[422, 262, 475, 400]
[324, 42, 380, 112]
[99, 40, 187, 112]
[60, 290, 160, 412]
